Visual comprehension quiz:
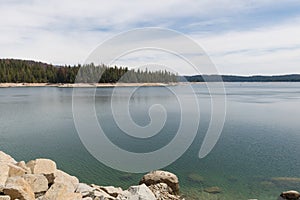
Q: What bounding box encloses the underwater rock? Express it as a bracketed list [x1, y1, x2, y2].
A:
[204, 186, 222, 194]
[187, 173, 204, 184]
[280, 190, 300, 200]
[271, 177, 300, 187]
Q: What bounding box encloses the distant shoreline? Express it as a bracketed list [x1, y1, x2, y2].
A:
[0, 82, 179, 88]
[1, 59, 300, 84]
[0, 81, 299, 88]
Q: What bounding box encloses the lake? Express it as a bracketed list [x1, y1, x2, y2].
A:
[1, 83, 300, 200]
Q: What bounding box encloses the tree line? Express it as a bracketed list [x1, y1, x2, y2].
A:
[0, 59, 178, 83]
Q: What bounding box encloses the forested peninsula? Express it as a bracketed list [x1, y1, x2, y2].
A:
[0, 59, 177, 83]
[1, 59, 300, 84]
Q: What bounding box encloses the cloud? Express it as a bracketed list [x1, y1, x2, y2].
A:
[195, 17, 300, 75]
[0, 0, 300, 74]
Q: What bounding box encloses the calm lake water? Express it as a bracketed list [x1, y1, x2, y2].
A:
[1, 83, 300, 199]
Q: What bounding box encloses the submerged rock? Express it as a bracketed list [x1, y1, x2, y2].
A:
[204, 186, 222, 194]
[227, 176, 238, 183]
[260, 181, 275, 189]
[187, 173, 204, 184]
[271, 177, 300, 188]
[280, 190, 300, 200]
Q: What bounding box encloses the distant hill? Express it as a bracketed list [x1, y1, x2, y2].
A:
[182, 74, 300, 82]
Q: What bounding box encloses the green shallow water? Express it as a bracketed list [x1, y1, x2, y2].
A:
[1, 83, 300, 200]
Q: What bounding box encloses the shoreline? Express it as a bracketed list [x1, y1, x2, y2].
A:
[0, 151, 293, 199]
[0, 81, 297, 88]
[0, 151, 182, 200]
[0, 82, 180, 88]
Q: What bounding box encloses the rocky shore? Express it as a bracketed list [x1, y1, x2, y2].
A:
[1, 151, 299, 200]
[0, 151, 182, 200]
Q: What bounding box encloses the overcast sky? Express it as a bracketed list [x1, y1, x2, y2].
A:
[1, 0, 300, 75]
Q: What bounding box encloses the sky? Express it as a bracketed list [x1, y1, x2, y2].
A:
[1, 0, 300, 75]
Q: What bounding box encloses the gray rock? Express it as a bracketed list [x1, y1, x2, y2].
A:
[93, 189, 116, 200]
[139, 170, 179, 195]
[75, 183, 94, 197]
[117, 184, 156, 200]
[100, 186, 123, 198]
